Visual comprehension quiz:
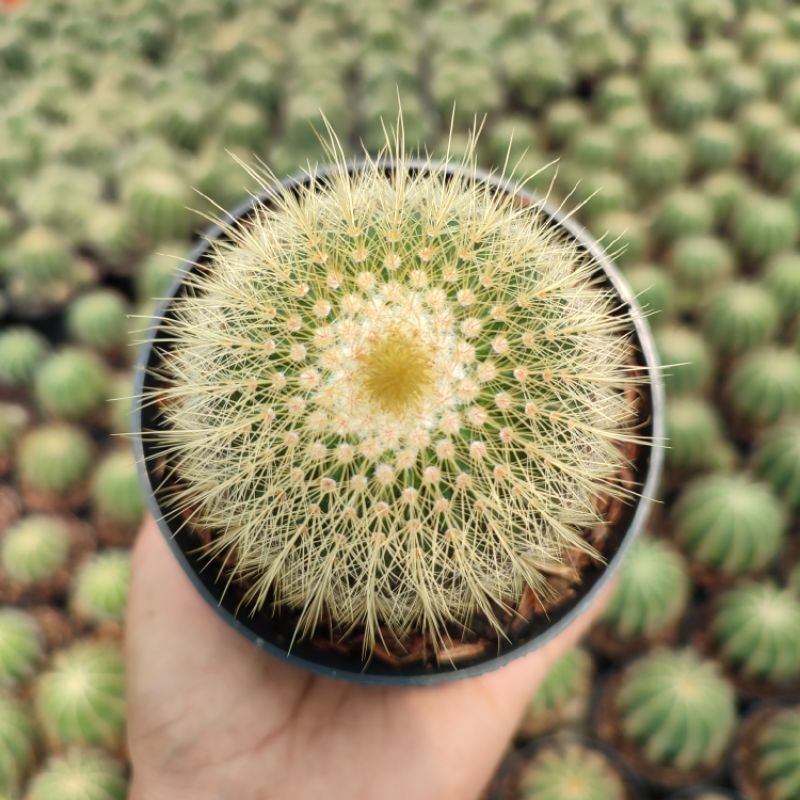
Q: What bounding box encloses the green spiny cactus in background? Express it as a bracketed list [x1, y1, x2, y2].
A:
[82, 203, 139, 267]
[517, 740, 628, 800]
[643, 41, 695, 95]
[91, 449, 145, 531]
[764, 252, 800, 321]
[653, 189, 713, 242]
[762, 128, 800, 189]
[568, 127, 618, 169]
[748, 708, 800, 800]
[624, 264, 674, 320]
[593, 209, 646, 266]
[698, 38, 739, 79]
[154, 92, 211, 151]
[738, 101, 787, 151]
[598, 535, 690, 644]
[740, 9, 783, 55]
[655, 325, 713, 394]
[606, 105, 651, 145]
[679, 0, 735, 36]
[784, 77, 800, 125]
[669, 235, 734, 311]
[34, 347, 109, 422]
[710, 581, 800, 685]
[121, 166, 196, 241]
[734, 195, 798, 263]
[135, 244, 184, 305]
[690, 120, 742, 172]
[702, 282, 779, 355]
[1, 515, 69, 588]
[665, 396, 725, 472]
[34, 640, 125, 750]
[701, 170, 749, 226]
[221, 100, 269, 150]
[26, 750, 127, 800]
[717, 64, 766, 115]
[0, 609, 43, 688]
[17, 423, 94, 501]
[0, 327, 49, 392]
[562, 168, 627, 221]
[66, 289, 129, 353]
[596, 73, 642, 115]
[661, 76, 716, 130]
[726, 347, 800, 428]
[519, 647, 594, 737]
[0, 693, 36, 795]
[144, 124, 647, 653]
[753, 421, 800, 513]
[70, 550, 131, 627]
[544, 99, 588, 146]
[757, 37, 800, 93]
[105, 372, 135, 436]
[673, 473, 785, 578]
[0, 403, 28, 471]
[614, 648, 736, 774]
[626, 129, 688, 193]
[7, 226, 71, 284]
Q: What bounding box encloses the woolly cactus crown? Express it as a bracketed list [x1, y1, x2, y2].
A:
[143, 117, 647, 653]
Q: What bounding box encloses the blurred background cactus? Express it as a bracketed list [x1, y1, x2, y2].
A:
[0, 0, 799, 796]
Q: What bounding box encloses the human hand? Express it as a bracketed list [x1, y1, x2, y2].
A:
[126, 518, 610, 800]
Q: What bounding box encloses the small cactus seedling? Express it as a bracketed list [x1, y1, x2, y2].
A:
[0, 693, 36, 795]
[596, 535, 690, 648]
[0, 403, 29, 474]
[1, 514, 70, 592]
[0, 327, 49, 392]
[661, 76, 715, 130]
[624, 264, 674, 321]
[701, 170, 748, 226]
[764, 252, 800, 322]
[518, 647, 594, 738]
[673, 473, 785, 580]
[134, 244, 184, 306]
[34, 347, 109, 422]
[655, 325, 713, 395]
[26, 750, 127, 800]
[34, 640, 125, 750]
[626, 130, 688, 194]
[66, 289, 129, 353]
[739, 707, 800, 800]
[726, 347, 800, 429]
[140, 121, 652, 658]
[91, 449, 145, 542]
[516, 739, 629, 800]
[709, 581, 800, 688]
[17, 424, 93, 511]
[689, 120, 742, 172]
[702, 282, 779, 356]
[761, 127, 800, 189]
[70, 550, 131, 627]
[738, 101, 786, 151]
[718, 64, 766, 114]
[611, 648, 736, 780]
[733, 195, 798, 263]
[669, 235, 734, 311]
[653, 189, 714, 242]
[753, 421, 800, 513]
[0, 609, 43, 688]
[121, 166, 196, 241]
[665, 396, 725, 473]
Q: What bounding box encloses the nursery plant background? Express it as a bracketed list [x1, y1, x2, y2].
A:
[1, 0, 800, 798]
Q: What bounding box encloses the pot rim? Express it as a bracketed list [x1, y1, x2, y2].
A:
[132, 157, 665, 686]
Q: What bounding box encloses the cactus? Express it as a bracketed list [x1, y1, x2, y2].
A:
[517, 739, 628, 800]
[66, 290, 129, 353]
[764, 252, 800, 321]
[34, 347, 109, 422]
[717, 64, 766, 114]
[762, 128, 800, 188]
[747, 707, 800, 800]
[710, 581, 800, 685]
[17, 423, 94, 503]
[733, 195, 798, 263]
[598, 536, 690, 644]
[82, 203, 139, 267]
[519, 647, 594, 737]
[702, 282, 779, 355]
[26, 750, 127, 800]
[701, 170, 748, 226]
[752, 421, 800, 513]
[624, 264, 674, 320]
[607, 105, 651, 145]
[596, 74, 642, 115]
[0, 693, 36, 795]
[626, 130, 688, 193]
[1, 514, 70, 589]
[673, 473, 785, 578]
[643, 42, 695, 95]
[568, 127, 618, 169]
[757, 37, 800, 93]
[121, 166, 196, 241]
[662, 76, 715, 130]
[0, 609, 43, 688]
[613, 648, 736, 774]
[593, 209, 646, 266]
[34, 640, 125, 750]
[653, 189, 713, 242]
[221, 100, 269, 150]
[726, 347, 800, 428]
[135, 244, 184, 305]
[655, 325, 713, 394]
[665, 396, 725, 472]
[0, 327, 49, 391]
[544, 99, 588, 146]
[91, 449, 145, 531]
[738, 101, 786, 151]
[0, 403, 28, 472]
[154, 92, 210, 151]
[690, 120, 741, 172]
[698, 38, 739, 79]
[565, 168, 627, 221]
[143, 125, 648, 653]
[70, 550, 131, 627]
[669, 235, 734, 311]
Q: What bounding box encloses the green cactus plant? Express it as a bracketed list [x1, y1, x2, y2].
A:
[701, 170, 749, 226]
[597, 535, 690, 646]
[135, 244, 184, 306]
[653, 189, 714, 242]
[624, 264, 674, 321]
[516, 739, 629, 800]
[0, 693, 36, 796]
[702, 282, 779, 355]
[142, 125, 649, 654]
[626, 129, 688, 193]
[70, 550, 131, 628]
[669, 235, 734, 311]
[82, 203, 139, 268]
[596, 73, 642, 115]
[1, 514, 70, 590]
[710, 581, 800, 686]
[0, 609, 43, 688]
[764, 252, 800, 321]
[673, 473, 785, 579]
[741, 707, 800, 800]
[518, 647, 594, 738]
[611, 648, 736, 778]
[0, 327, 49, 392]
[0, 403, 28, 473]
[544, 99, 588, 146]
[738, 101, 787, 151]
[717, 64, 766, 114]
[17, 423, 94, 509]
[34, 640, 125, 750]
[661, 76, 716, 130]
[690, 119, 742, 172]
[726, 347, 800, 428]
[655, 325, 713, 394]
[66, 290, 129, 353]
[26, 750, 127, 800]
[121, 166, 196, 241]
[593, 209, 646, 265]
[643, 41, 695, 95]
[91, 449, 145, 536]
[665, 396, 725, 472]
[752, 421, 800, 513]
[762, 128, 800, 189]
[733, 194, 798, 263]
[33, 347, 109, 422]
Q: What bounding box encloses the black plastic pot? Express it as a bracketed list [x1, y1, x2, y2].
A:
[132, 159, 665, 686]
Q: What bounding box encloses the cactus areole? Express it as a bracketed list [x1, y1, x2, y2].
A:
[133, 145, 663, 684]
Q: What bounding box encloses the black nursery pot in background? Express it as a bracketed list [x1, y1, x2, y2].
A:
[132, 161, 665, 686]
